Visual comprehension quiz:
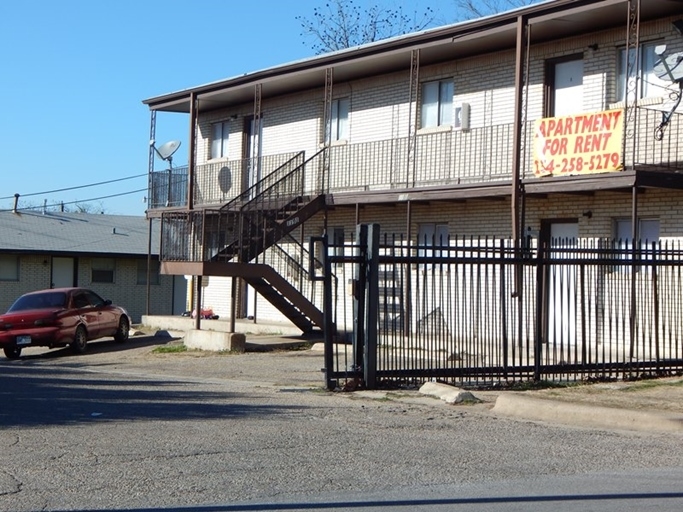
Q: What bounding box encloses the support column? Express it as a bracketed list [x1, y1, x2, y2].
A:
[322, 68, 333, 194]
[623, 0, 641, 170]
[188, 92, 197, 210]
[406, 49, 420, 188]
[194, 275, 203, 330]
[511, 14, 529, 243]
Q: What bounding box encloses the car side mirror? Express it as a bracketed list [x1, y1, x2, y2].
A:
[104, 299, 112, 306]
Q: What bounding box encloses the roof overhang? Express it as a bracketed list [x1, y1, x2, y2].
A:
[143, 0, 683, 114]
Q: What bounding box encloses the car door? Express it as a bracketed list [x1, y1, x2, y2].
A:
[72, 290, 102, 339]
[85, 290, 118, 336]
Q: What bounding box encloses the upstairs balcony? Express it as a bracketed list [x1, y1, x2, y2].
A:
[148, 105, 683, 212]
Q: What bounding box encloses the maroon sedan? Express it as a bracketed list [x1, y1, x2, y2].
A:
[0, 288, 130, 359]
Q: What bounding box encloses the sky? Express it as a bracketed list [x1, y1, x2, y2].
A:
[0, 0, 465, 216]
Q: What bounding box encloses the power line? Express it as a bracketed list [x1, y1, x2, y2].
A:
[0, 188, 148, 213]
[0, 173, 147, 201]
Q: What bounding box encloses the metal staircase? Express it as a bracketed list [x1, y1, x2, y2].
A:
[161, 149, 330, 333]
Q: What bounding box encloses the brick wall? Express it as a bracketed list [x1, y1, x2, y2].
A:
[0, 255, 175, 323]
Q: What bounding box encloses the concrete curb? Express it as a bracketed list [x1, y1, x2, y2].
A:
[493, 393, 683, 433]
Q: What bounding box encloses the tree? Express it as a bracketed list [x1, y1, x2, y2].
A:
[297, 0, 436, 55]
[453, 0, 541, 20]
[298, 1, 543, 54]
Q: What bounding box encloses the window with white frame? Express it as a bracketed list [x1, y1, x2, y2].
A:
[326, 98, 349, 142]
[617, 42, 669, 102]
[0, 254, 19, 281]
[137, 259, 160, 285]
[211, 121, 229, 159]
[91, 258, 115, 284]
[421, 80, 453, 128]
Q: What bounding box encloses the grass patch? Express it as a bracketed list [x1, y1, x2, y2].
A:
[152, 344, 187, 354]
[506, 380, 576, 392]
[623, 377, 683, 392]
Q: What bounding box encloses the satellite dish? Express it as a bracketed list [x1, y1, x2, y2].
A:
[154, 140, 181, 161]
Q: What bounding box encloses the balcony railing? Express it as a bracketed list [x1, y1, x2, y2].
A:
[322, 106, 682, 195]
[194, 152, 302, 207]
[149, 152, 302, 211]
[149, 167, 188, 209]
[152, 107, 682, 210]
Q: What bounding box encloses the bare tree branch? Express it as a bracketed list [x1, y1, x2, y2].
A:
[297, 0, 436, 55]
[453, 0, 540, 20]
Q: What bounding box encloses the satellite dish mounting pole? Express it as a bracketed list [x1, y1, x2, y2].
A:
[166, 154, 173, 207]
[151, 140, 181, 207]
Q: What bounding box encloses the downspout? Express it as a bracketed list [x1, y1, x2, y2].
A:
[629, 184, 639, 360]
[511, 14, 528, 246]
[187, 92, 202, 331]
[405, 200, 412, 338]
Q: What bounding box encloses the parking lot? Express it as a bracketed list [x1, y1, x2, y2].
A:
[2, 333, 683, 512]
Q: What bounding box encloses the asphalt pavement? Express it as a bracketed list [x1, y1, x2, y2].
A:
[2, 329, 683, 511]
[148, 328, 683, 433]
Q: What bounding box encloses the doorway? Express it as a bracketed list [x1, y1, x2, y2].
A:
[548, 56, 584, 117]
[541, 221, 579, 354]
[51, 257, 76, 288]
[243, 116, 264, 196]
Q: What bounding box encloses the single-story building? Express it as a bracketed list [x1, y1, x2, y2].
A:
[0, 210, 186, 322]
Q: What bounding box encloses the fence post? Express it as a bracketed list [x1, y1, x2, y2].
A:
[500, 239, 508, 379]
[316, 234, 335, 391]
[364, 223, 380, 389]
[534, 240, 545, 381]
[354, 224, 368, 378]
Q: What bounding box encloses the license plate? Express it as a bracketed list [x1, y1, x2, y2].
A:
[16, 335, 31, 346]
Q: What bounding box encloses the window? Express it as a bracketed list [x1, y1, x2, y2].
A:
[73, 292, 91, 309]
[137, 259, 160, 285]
[614, 218, 660, 271]
[328, 227, 345, 267]
[417, 224, 449, 259]
[617, 43, 668, 102]
[0, 254, 19, 281]
[211, 121, 229, 159]
[615, 218, 660, 245]
[326, 98, 349, 142]
[91, 258, 115, 283]
[421, 80, 453, 128]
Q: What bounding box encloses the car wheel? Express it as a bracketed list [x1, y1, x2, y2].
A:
[3, 346, 21, 359]
[114, 316, 129, 343]
[71, 325, 88, 354]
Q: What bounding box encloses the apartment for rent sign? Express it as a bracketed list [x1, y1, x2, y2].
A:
[533, 109, 624, 177]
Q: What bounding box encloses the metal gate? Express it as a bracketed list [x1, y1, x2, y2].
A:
[317, 224, 683, 390]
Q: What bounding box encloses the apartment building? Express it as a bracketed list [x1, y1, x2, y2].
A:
[143, 0, 683, 342]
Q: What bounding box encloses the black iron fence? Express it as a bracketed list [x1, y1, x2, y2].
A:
[320, 225, 683, 389]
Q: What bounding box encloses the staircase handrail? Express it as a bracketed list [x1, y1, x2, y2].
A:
[266, 234, 336, 315]
[219, 152, 305, 212]
[240, 148, 327, 213]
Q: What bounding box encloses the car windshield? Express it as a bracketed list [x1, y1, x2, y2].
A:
[8, 291, 67, 312]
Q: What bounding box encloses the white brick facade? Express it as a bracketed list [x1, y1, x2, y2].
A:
[151, 10, 683, 330]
